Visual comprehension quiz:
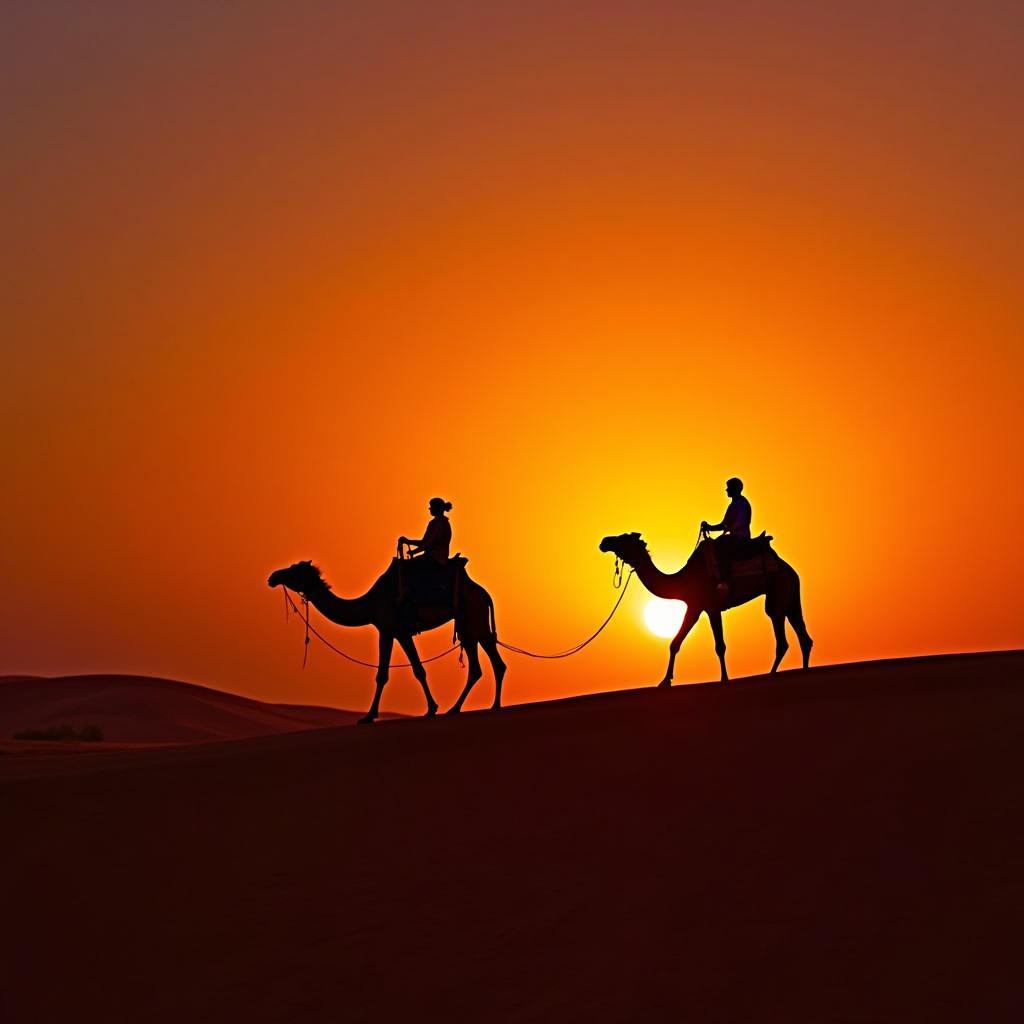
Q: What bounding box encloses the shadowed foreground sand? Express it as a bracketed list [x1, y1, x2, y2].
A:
[3, 651, 1023, 1022]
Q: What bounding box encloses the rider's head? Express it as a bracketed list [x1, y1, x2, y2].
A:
[429, 497, 453, 516]
[726, 477, 743, 497]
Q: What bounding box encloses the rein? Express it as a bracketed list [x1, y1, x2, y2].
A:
[282, 587, 460, 669]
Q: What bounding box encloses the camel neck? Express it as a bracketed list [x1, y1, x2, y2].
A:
[302, 582, 374, 627]
[631, 550, 689, 601]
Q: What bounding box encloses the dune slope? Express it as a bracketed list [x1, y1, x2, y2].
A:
[0, 673, 371, 743]
[3, 651, 1023, 1022]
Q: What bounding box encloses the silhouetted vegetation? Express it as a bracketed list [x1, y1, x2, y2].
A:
[13, 723, 104, 742]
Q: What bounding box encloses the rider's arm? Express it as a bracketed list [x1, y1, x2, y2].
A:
[402, 520, 438, 550]
[706, 502, 737, 533]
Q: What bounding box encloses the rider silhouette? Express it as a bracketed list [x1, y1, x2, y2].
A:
[701, 478, 751, 591]
[400, 497, 452, 564]
[398, 498, 453, 605]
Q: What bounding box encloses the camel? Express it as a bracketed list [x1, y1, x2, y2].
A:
[267, 559, 506, 723]
[599, 532, 813, 686]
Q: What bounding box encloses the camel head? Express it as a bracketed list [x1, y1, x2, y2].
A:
[599, 532, 649, 567]
[267, 560, 331, 596]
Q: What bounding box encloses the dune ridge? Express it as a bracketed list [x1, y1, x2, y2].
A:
[0, 672, 379, 744]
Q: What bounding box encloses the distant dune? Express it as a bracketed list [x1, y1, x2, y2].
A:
[0, 673, 376, 745]
[4, 651, 1024, 1022]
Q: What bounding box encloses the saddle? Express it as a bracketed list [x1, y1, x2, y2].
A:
[701, 533, 779, 582]
[398, 554, 469, 609]
[730, 533, 775, 563]
[731, 548, 781, 578]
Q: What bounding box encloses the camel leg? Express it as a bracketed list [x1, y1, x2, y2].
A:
[787, 604, 813, 669]
[396, 634, 438, 716]
[659, 605, 702, 688]
[480, 635, 507, 711]
[769, 615, 789, 673]
[447, 641, 483, 715]
[359, 631, 393, 725]
[707, 610, 728, 683]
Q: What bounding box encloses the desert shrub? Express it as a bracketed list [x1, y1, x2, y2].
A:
[13, 723, 105, 742]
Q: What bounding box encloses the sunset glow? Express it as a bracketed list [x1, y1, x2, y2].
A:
[1, 3, 1021, 714]
[644, 599, 686, 640]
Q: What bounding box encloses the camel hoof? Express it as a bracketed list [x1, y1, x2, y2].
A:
[445, 706, 461, 716]
[657, 679, 672, 689]
[425, 703, 439, 717]
[357, 715, 376, 726]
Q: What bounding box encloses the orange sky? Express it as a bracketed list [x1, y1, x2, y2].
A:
[2, 3, 1022, 713]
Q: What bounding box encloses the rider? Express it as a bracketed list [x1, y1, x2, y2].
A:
[701, 478, 751, 591]
[398, 497, 453, 603]
[400, 497, 452, 564]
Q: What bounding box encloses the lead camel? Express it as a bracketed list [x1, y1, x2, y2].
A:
[599, 532, 812, 685]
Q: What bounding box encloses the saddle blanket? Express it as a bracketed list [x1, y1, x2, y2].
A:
[731, 552, 781, 577]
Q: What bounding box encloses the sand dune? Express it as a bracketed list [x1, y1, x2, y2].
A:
[3, 651, 1023, 1022]
[0, 673, 373, 745]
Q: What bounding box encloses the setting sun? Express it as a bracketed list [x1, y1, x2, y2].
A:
[643, 598, 686, 639]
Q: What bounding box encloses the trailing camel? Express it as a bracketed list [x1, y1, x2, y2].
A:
[267, 559, 505, 723]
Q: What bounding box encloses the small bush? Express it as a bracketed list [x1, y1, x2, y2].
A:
[13, 723, 105, 742]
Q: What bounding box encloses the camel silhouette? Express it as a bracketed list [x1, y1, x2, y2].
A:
[599, 532, 812, 685]
[267, 560, 506, 723]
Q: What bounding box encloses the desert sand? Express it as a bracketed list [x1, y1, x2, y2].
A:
[3, 651, 1023, 1022]
[0, 673, 376, 749]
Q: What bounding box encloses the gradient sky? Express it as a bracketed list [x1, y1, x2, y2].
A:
[2, 1, 1022, 713]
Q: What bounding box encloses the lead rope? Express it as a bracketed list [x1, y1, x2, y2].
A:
[496, 564, 634, 660]
[282, 555, 633, 668]
[282, 587, 460, 668]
